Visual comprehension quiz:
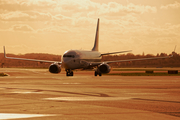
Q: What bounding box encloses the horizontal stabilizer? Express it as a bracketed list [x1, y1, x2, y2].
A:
[101, 50, 132, 56]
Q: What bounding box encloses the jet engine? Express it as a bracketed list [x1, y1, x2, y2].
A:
[49, 63, 61, 74]
[98, 63, 111, 73]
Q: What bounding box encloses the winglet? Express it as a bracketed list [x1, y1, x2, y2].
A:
[92, 18, 99, 51]
[171, 45, 177, 57]
[3, 46, 7, 58]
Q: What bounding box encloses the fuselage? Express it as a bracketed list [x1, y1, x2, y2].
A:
[62, 50, 101, 70]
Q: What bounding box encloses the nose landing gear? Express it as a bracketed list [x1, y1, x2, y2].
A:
[94, 71, 102, 76]
[66, 69, 74, 76]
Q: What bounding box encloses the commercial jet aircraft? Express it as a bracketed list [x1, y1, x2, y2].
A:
[3, 19, 174, 76]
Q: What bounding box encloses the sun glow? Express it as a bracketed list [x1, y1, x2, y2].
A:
[1, 0, 179, 55]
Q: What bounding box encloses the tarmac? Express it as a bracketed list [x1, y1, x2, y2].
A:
[0, 68, 180, 120]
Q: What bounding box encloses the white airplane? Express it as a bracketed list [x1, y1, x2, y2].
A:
[3, 19, 174, 76]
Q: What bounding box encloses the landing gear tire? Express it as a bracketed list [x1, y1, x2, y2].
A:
[94, 71, 102, 76]
[66, 70, 73, 76]
[95, 71, 98, 76]
[70, 71, 73, 76]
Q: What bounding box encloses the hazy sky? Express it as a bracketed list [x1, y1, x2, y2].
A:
[0, 0, 180, 55]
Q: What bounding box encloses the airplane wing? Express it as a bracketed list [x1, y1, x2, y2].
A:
[3, 46, 61, 64]
[89, 54, 173, 67]
[104, 46, 176, 64]
[104, 55, 173, 64]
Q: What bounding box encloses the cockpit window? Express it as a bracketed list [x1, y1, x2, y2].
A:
[63, 55, 75, 58]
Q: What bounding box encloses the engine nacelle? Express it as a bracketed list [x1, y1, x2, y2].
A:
[98, 63, 111, 73]
[49, 63, 61, 74]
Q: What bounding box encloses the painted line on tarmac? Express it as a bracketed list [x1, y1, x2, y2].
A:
[44, 97, 132, 101]
[62, 83, 81, 85]
[10, 91, 43, 94]
[0, 113, 55, 120]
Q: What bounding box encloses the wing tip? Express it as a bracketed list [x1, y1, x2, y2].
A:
[171, 45, 177, 57]
[3, 46, 6, 58]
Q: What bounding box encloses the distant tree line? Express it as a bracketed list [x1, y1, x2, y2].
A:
[0, 52, 180, 68]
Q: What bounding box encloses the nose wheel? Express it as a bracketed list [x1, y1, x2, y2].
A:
[66, 69, 74, 76]
[94, 71, 102, 76]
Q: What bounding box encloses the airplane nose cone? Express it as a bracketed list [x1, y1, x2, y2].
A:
[62, 50, 80, 70]
[62, 58, 71, 69]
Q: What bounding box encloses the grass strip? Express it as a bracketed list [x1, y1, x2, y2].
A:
[106, 73, 180, 76]
[112, 68, 180, 71]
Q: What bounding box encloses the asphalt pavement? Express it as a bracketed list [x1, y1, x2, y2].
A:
[0, 68, 180, 120]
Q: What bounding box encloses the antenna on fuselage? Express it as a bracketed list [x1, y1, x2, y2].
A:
[92, 18, 99, 51]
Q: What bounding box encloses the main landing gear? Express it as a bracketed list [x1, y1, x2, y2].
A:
[66, 69, 73, 76]
[94, 71, 102, 76]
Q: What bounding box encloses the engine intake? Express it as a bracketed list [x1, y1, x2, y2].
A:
[49, 63, 61, 74]
[98, 63, 111, 73]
